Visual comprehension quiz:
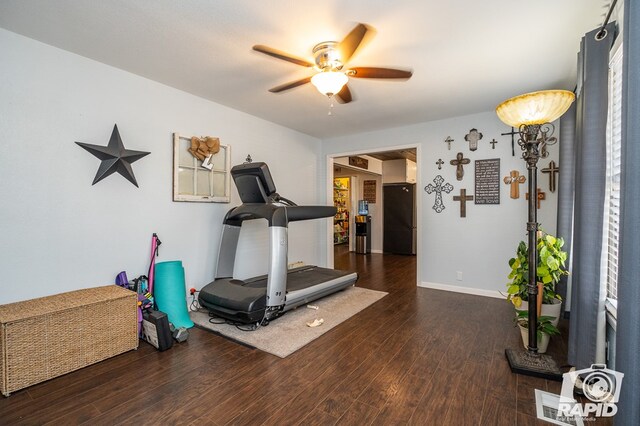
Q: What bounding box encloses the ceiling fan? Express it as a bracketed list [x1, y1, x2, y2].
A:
[252, 23, 413, 104]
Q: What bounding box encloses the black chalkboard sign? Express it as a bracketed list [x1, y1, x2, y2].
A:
[475, 159, 501, 204]
[363, 180, 376, 203]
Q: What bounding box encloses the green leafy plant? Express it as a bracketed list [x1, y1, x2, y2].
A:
[515, 310, 560, 340]
[506, 231, 569, 308]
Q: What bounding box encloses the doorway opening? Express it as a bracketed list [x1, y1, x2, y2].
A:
[326, 146, 421, 286]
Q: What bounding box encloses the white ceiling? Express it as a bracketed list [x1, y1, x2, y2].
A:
[0, 0, 607, 139]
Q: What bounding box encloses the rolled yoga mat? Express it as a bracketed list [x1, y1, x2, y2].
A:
[154, 260, 194, 328]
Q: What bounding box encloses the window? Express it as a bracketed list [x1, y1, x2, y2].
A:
[603, 44, 623, 310]
[172, 133, 231, 203]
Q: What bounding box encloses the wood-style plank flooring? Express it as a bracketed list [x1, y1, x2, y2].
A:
[0, 247, 609, 425]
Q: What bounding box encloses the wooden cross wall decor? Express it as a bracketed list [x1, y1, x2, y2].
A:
[453, 188, 474, 218]
[450, 152, 470, 181]
[444, 136, 454, 150]
[503, 170, 526, 199]
[541, 160, 560, 193]
[424, 175, 454, 213]
[436, 159, 444, 170]
[489, 138, 498, 149]
[464, 128, 483, 151]
[526, 188, 546, 209]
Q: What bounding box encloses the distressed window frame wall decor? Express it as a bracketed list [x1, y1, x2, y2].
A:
[172, 133, 231, 203]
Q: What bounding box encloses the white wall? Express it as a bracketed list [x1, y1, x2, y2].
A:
[0, 29, 324, 304]
[322, 111, 560, 296]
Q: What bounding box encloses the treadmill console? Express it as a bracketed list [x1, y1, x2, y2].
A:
[231, 162, 277, 204]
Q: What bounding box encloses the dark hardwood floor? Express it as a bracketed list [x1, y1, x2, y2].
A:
[0, 247, 608, 425]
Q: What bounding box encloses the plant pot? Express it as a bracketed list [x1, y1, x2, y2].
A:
[517, 298, 562, 327]
[519, 324, 550, 354]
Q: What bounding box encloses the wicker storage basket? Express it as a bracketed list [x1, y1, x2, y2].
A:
[0, 285, 138, 396]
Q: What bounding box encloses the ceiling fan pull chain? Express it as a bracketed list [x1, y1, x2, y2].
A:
[327, 95, 335, 116]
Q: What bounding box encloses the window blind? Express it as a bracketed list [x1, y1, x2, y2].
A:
[604, 45, 623, 303]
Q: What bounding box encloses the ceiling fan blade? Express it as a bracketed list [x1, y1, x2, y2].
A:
[252, 45, 315, 67]
[338, 23, 370, 65]
[347, 67, 413, 79]
[268, 76, 312, 93]
[335, 84, 352, 104]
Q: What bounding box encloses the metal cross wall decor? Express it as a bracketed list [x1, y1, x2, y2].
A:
[541, 160, 560, 193]
[436, 159, 444, 170]
[501, 126, 519, 157]
[444, 136, 454, 150]
[526, 188, 546, 209]
[464, 128, 483, 151]
[453, 188, 474, 218]
[450, 152, 470, 181]
[424, 175, 454, 213]
[503, 170, 526, 199]
[490, 138, 498, 149]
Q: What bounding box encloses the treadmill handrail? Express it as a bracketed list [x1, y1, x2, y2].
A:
[223, 204, 336, 227]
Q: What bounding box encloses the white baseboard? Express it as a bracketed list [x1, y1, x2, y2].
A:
[419, 281, 503, 299]
[371, 249, 383, 254]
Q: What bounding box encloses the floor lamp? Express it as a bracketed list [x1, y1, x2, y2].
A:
[496, 90, 575, 380]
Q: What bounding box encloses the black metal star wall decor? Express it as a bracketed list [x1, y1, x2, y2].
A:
[76, 124, 150, 187]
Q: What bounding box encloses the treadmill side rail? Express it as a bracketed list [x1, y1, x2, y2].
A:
[266, 226, 288, 307]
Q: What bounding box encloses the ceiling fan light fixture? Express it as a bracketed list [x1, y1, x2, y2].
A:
[311, 71, 348, 96]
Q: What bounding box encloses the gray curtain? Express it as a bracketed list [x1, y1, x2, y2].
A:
[615, 1, 640, 423]
[567, 23, 616, 369]
[556, 104, 575, 314]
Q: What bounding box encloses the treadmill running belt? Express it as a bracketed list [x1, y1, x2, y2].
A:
[285, 267, 353, 292]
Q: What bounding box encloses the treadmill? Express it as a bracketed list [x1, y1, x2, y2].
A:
[199, 162, 358, 325]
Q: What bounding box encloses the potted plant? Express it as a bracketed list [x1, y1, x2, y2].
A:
[515, 310, 560, 354]
[505, 231, 569, 326]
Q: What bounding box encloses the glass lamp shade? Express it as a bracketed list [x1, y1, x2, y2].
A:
[311, 71, 348, 96]
[496, 90, 575, 127]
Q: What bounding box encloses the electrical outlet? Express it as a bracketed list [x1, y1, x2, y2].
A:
[456, 271, 463, 281]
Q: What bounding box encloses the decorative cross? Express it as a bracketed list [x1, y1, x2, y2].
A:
[436, 159, 444, 170]
[489, 138, 498, 149]
[501, 127, 518, 157]
[526, 188, 546, 209]
[541, 160, 560, 193]
[503, 170, 526, 199]
[453, 188, 474, 218]
[424, 175, 454, 213]
[464, 128, 483, 151]
[444, 136, 454, 150]
[450, 152, 470, 181]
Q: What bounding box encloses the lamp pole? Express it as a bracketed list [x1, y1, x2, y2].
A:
[503, 123, 563, 380]
[521, 124, 544, 352]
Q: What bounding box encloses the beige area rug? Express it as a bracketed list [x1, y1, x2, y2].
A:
[190, 286, 387, 358]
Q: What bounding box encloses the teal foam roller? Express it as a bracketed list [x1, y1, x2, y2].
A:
[154, 260, 194, 328]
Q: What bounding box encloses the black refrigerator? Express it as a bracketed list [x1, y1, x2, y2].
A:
[383, 183, 416, 255]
